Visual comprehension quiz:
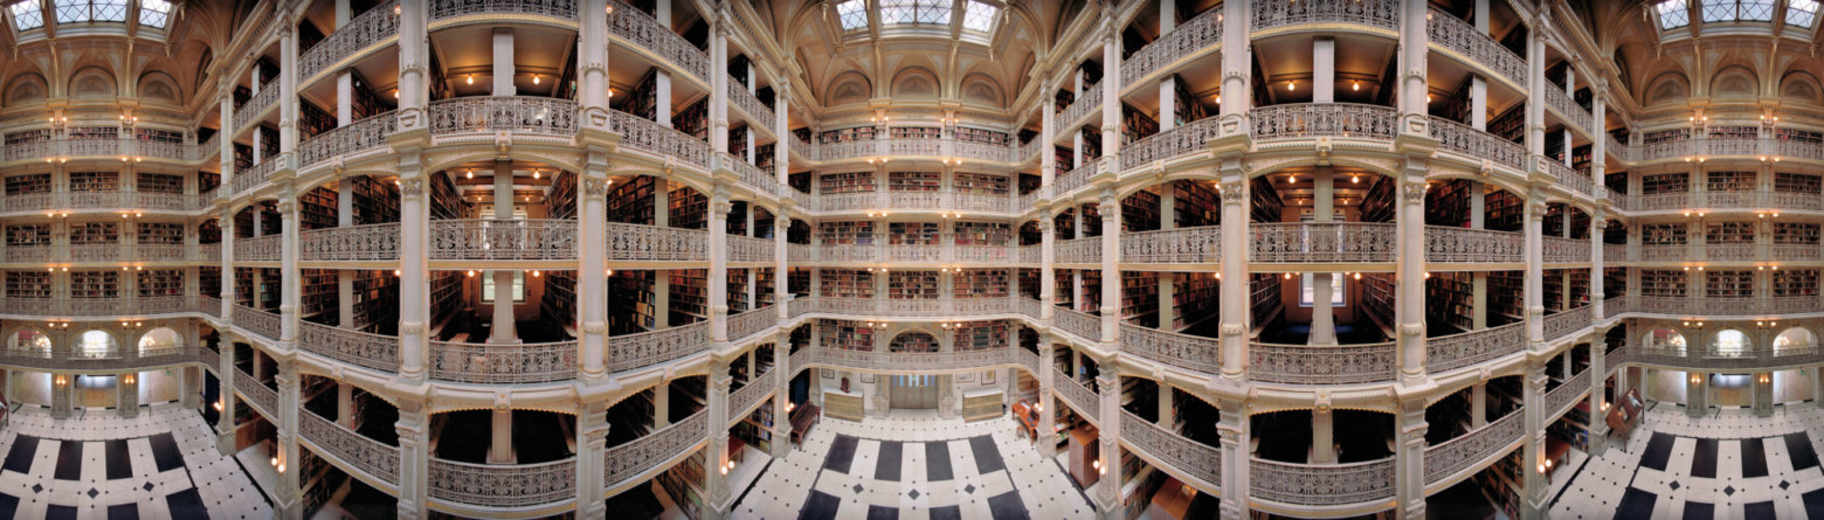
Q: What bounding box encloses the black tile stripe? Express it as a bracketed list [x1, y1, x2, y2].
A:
[874, 441, 902, 482]
[925, 441, 953, 481]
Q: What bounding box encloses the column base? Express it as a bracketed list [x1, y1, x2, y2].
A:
[1038, 438, 1057, 458]
[118, 405, 137, 419]
[395, 501, 423, 520]
[771, 428, 791, 458]
[1522, 494, 1550, 520]
[215, 429, 236, 457]
[274, 498, 303, 520]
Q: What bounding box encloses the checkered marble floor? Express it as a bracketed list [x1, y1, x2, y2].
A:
[733, 411, 1096, 520]
[0, 404, 271, 519]
[1551, 404, 1824, 520]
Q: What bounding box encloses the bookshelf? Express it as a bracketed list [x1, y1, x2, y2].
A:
[1426, 272, 1474, 332]
[954, 222, 1009, 246]
[889, 271, 939, 300]
[817, 126, 876, 144]
[1642, 173, 1688, 195]
[138, 173, 184, 194]
[260, 268, 281, 310]
[71, 270, 119, 299]
[888, 171, 940, 192]
[1122, 271, 1157, 326]
[674, 99, 709, 140]
[954, 269, 1010, 299]
[5, 173, 51, 195]
[300, 186, 338, 230]
[1488, 104, 1525, 142]
[890, 126, 942, 139]
[70, 172, 119, 192]
[1359, 176, 1396, 222]
[1543, 269, 1564, 311]
[1486, 191, 1522, 231]
[6, 271, 51, 298]
[1171, 76, 1212, 126]
[728, 268, 749, 313]
[819, 319, 876, 351]
[1361, 273, 1395, 328]
[6, 224, 51, 246]
[1081, 205, 1102, 237]
[1248, 274, 1281, 326]
[1640, 270, 1687, 298]
[615, 69, 659, 120]
[71, 222, 119, 245]
[1018, 269, 1040, 300]
[819, 269, 874, 298]
[669, 269, 708, 324]
[889, 331, 940, 352]
[954, 173, 1009, 195]
[428, 175, 469, 220]
[351, 176, 400, 224]
[200, 267, 220, 298]
[1704, 270, 1753, 298]
[546, 171, 578, 220]
[1704, 222, 1754, 244]
[670, 185, 708, 229]
[818, 221, 875, 246]
[137, 222, 184, 244]
[301, 269, 337, 321]
[757, 268, 776, 306]
[1174, 180, 1221, 228]
[1249, 177, 1283, 223]
[1775, 173, 1822, 194]
[730, 125, 748, 158]
[606, 175, 656, 225]
[1774, 223, 1820, 244]
[954, 321, 1008, 350]
[1706, 171, 1756, 192]
[1773, 269, 1819, 297]
[1568, 270, 1590, 306]
[888, 222, 939, 245]
[1643, 129, 1689, 145]
[1426, 179, 1472, 227]
[1122, 190, 1161, 232]
[1642, 224, 1687, 245]
[1171, 273, 1219, 330]
[1121, 103, 1159, 144]
[1488, 271, 1524, 324]
[609, 269, 654, 334]
[955, 127, 1010, 145]
[820, 172, 875, 194]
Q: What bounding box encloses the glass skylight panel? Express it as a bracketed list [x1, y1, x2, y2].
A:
[881, 0, 948, 26]
[138, 0, 168, 28]
[1702, 0, 1736, 21]
[1790, 0, 1818, 27]
[881, 0, 916, 24]
[93, 0, 126, 22]
[55, 0, 92, 23]
[1740, 0, 1774, 20]
[835, 0, 866, 31]
[961, 1, 998, 32]
[914, 0, 949, 24]
[1658, 0, 1689, 28]
[10, 0, 43, 30]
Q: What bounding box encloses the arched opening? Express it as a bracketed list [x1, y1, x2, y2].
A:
[1773, 327, 1816, 355]
[8, 329, 52, 353]
[76, 330, 116, 358]
[1712, 329, 1750, 357]
[888, 331, 938, 352]
[138, 327, 182, 356]
[1643, 328, 1687, 355]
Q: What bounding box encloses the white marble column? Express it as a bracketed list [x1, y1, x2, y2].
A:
[492, 28, 516, 96]
[395, 405, 429, 519]
[487, 408, 514, 464]
[1311, 167, 1336, 345]
[489, 161, 519, 343]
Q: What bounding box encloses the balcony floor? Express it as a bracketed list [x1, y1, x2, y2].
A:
[732, 412, 1096, 520]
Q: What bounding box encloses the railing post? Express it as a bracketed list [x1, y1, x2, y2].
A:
[1394, 397, 1427, 519]
[579, 153, 610, 381]
[275, 361, 303, 519]
[1098, 189, 1120, 344]
[704, 357, 732, 515]
[1217, 397, 1250, 519]
[1094, 370, 1122, 513]
[575, 406, 608, 518]
[394, 402, 429, 520]
[1520, 362, 1547, 520]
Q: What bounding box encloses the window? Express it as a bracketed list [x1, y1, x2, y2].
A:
[1658, 0, 1689, 28]
[482, 271, 525, 302]
[138, 0, 168, 28]
[1298, 273, 1344, 307]
[1740, 0, 1775, 20]
[881, 0, 949, 26]
[1702, 0, 1736, 21]
[54, 0, 126, 23]
[961, 0, 998, 32]
[10, 0, 43, 30]
[1791, 0, 1818, 27]
[836, 0, 867, 30]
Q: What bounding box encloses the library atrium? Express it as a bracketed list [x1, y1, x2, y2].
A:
[0, 0, 1823, 518]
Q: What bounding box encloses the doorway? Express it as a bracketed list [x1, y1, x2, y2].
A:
[889, 375, 938, 410]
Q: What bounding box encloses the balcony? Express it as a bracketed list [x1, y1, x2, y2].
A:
[1541, 236, 1589, 264]
[608, 321, 709, 373]
[1055, 237, 1101, 265]
[1250, 103, 1398, 142]
[430, 0, 576, 22]
[299, 411, 399, 488]
[233, 79, 282, 132]
[1426, 8, 1526, 88]
[727, 305, 777, 342]
[1057, 83, 1102, 130]
[428, 457, 574, 508]
[300, 223, 402, 262]
[1542, 85, 1595, 134]
[1251, 457, 1394, 508]
[234, 305, 283, 340]
[808, 347, 1026, 373]
[2, 191, 211, 214]
[1119, 411, 1221, 490]
[1253, 0, 1397, 33]
[726, 78, 775, 131]
[299, 111, 397, 171]
[428, 96, 577, 141]
[727, 235, 774, 264]
[1249, 222, 1396, 263]
[1249, 341, 1397, 385]
[1052, 368, 1099, 423]
[1120, 323, 1221, 373]
[1122, 8, 1222, 90]
[234, 156, 286, 196]
[1426, 322, 1527, 374]
[1423, 412, 1522, 487]
[611, 110, 710, 169]
[429, 340, 578, 384]
[235, 235, 282, 263]
[1539, 158, 1593, 197]
[4, 245, 51, 263]
[718, 153, 778, 197]
[1120, 226, 1221, 264]
[299, 322, 398, 374]
[1121, 116, 1222, 171]
[429, 219, 576, 261]
[608, 0, 710, 81]
[790, 297, 1020, 318]
[1051, 164, 1095, 198]
[1425, 226, 1523, 264]
[0, 345, 202, 371]
[233, 366, 279, 416]
[1627, 295, 1817, 316]
[727, 368, 776, 423]
[1052, 307, 1102, 342]
[299, 0, 399, 82]
[1430, 116, 1527, 171]
[603, 409, 707, 492]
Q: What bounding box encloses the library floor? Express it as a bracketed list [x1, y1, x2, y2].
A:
[732, 411, 1096, 520]
[1550, 403, 1824, 520]
[0, 403, 271, 519]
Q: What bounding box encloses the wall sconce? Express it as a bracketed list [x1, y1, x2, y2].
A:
[213, 400, 223, 411]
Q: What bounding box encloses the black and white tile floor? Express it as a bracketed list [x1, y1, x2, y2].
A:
[0, 404, 271, 519]
[733, 412, 1096, 520]
[1551, 404, 1824, 520]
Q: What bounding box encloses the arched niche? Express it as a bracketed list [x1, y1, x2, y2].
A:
[68, 67, 118, 98]
[890, 66, 940, 99]
[5, 73, 49, 105]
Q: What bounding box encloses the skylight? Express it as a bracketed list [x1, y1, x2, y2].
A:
[881, 0, 950, 26]
[138, 0, 168, 28]
[961, 0, 998, 32]
[1790, 0, 1818, 27]
[1658, 0, 1689, 29]
[55, 0, 128, 23]
[1701, 0, 1776, 22]
[1740, 0, 1775, 21]
[836, 0, 866, 31]
[10, 0, 44, 30]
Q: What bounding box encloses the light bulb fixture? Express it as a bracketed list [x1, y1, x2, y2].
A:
[1352, 81, 1360, 91]
[605, 4, 612, 13]
[466, 170, 473, 179]
[1351, 175, 1360, 184]
[393, 269, 402, 276]
[467, 270, 476, 277]
[394, 4, 401, 14]
[533, 75, 541, 85]
[213, 401, 223, 411]
[1287, 81, 1296, 91]
[532, 270, 542, 278]
[532, 171, 541, 180]
[467, 74, 474, 85]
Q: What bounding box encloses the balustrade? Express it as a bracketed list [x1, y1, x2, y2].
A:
[819, 243, 879, 262]
[1425, 226, 1523, 263]
[300, 322, 399, 373]
[430, 0, 574, 19]
[429, 219, 576, 261]
[1429, 116, 1528, 171]
[885, 138, 943, 157]
[1423, 412, 1522, 485]
[1053, 308, 1102, 342]
[1543, 85, 1594, 132]
[609, 0, 710, 80]
[300, 0, 399, 80]
[1252, 0, 1397, 32]
[884, 244, 941, 263]
[1055, 237, 1101, 264]
[300, 111, 397, 169]
[1426, 322, 1526, 374]
[1773, 244, 1822, 261]
[234, 157, 285, 195]
[1603, 244, 1627, 263]
[3, 245, 51, 263]
[1058, 83, 1102, 128]
[1121, 226, 1220, 264]
[234, 80, 281, 131]
[301, 223, 402, 262]
[726, 78, 775, 129]
[1542, 306, 1592, 341]
[1120, 323, 1221, 373]
[612, 110, 710, 168]
[69, 244, 117, 262]
[1639, 244, 1686, 262]
[727, 235, 772, 263]
[953, 245, 1011, 263]
[428, 97, 577, 138]
[787, 243, 814, 263]
[1629, 193, 1692, 212]
[954, 193, 1009, 212]
[607, 222, 706, 262]
[1705, 243, 1757, 261]
[1544, 370, 1591, 418]
[609, 321, 708, 372]
[604, 409, 706, 486]
[233, 367, 279, 415]
[1426, 8, 1526, 86]
[721, 153, 777, 196]
[1122, 8, 1222, 88]
[1121, 117, 1221, 171]
[1052, 164, 1095, 198]
[952, 140, 1012, 163]
[428, 458, 574, 508]
[1052, 368, 1099, 423]
[1249, 222, 1396, 263]
[234, 305, 282, 340]
[727, 306, 776, 341]
[1250, 103, 1397, 141]
[1542, 236, 1589, 264]
[1249, 341, 1397, 385]
[727, 369, 775, 423]
[300, 411, 399, 484]
[815, 140, 875, 162]
[1120, 411, 1222, 486]
[810, 347, 1019, 372]
[1250, 457, 1395, 506]
[429, 340, 577, 384]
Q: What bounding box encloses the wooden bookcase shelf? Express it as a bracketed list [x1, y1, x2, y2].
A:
[1705, 270, 1753, 298]
[888, 171, 940, 192]
[1775, 223, 1820, 244]
[1122, 190, 1161, 232]
[5, 173, 51, 195]
[1641, 270, 1687, 298]
[1642, 173, 1688, 195]
[70, 171, 119, 192]
[1706, 171, 1756, 192]
[607, 175, 657, 225]
[1642, 224, 1687, 245]
[6, 271, 52, 298]
[819, 269, 874, 299]
[1775, 173, 1822, 194]
[609, 269, 654, 334]
[819, 319, 876, 351]
[955, 269, 1009, 299]
[71, 222, 119, 245]
[7, 224, 51, 246]
[955, 222, 1009, 246]
[670, 269, 708, 324]
[954, 321, 1008, 350]
[71, 270, 119, 299]
[889, 271, 939, 300]
[670, 185, 707, 229]
[1705, 222, 1755, 244]
[1122, 271, 1157, 326]
[1773, 269, 1819, 297]
[888, 222, 940, 246]
[138, 222, 184, 244]
[1426, 272, 1474, 333]
[138, 173, 184, 194]
[820, 172, 875, 194]
[818, 221, 875, 246]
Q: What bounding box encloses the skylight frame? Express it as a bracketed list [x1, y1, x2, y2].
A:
[10, 0, 44, 31]
[961, 0, 998, 33]
[881, 0, 950, 27]
[1789, 0, 1818, 27]
[1658, 0, 1690, 29]
[835, 0, 867, 31]
[138, 0, 169, 28]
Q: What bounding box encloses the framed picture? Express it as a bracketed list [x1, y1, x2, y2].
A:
[983, 370, 996, 384]
[957, 372, 974, 383]
[821, 369, 833, 380]
[861, 373, 875, 383]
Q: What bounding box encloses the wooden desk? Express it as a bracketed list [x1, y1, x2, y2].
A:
[1012, 401, 1039, 440]
[824, 390, 864, 422]
[1148, 477, 1193, 520]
